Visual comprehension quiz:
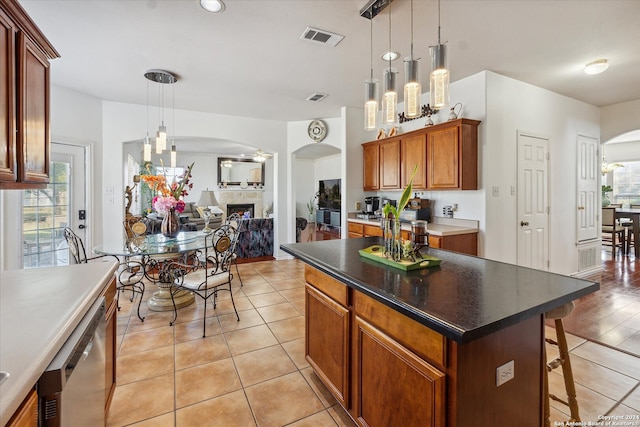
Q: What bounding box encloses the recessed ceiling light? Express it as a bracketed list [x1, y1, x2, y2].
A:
[584, 59, 609, 75]
[381, 51, 400, 61]
[200, 0, 225, 13]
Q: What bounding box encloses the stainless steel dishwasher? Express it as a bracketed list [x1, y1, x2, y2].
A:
[38, 296, 107, 426]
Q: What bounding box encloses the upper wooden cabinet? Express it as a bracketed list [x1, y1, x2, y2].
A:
[427, 118, 480, 190]
[362, 118, 480, 191]
[362, 141, 379, 191]
[0, 0, 59, 189]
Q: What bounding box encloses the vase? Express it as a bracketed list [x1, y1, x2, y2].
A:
[161, 208, 180, 238]
[602, 194, 611, 207]
[381, 217, 402, 261]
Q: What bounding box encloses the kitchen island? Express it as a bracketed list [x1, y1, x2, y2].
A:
[0, 260, 118, 426]
[280, 238, 598, 426]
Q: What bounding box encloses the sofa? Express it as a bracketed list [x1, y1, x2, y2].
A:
[147, 202, 222, 232]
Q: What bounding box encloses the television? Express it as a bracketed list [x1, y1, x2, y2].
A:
[318, 179, 341, 210]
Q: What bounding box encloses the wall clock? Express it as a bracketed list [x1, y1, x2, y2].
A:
[308, 120, 327, 142]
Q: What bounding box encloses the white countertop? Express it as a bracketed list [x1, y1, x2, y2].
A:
[0, 260, 118, 425]
[348, 217, 479, 236]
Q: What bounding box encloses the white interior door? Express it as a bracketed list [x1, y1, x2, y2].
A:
[22, 143, 86, 268]
[576, 135, 599, 242]
[517, 132, 549, 270]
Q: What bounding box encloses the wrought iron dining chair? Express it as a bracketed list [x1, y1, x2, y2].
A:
[63, 227, 146, 321]
[224, 213, 244, 287]
[168, 224, 240, 337]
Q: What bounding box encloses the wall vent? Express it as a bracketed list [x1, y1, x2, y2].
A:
[578, 245, 599, 272]
[306, 93, 328, 102]
[300, 27, 344, 47]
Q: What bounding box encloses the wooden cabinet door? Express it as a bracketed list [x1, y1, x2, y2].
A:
[0, 9, 16, 183]
[16, 32, 49, 185]
[428, 235, 442, 249]
[401, 134, 426, 189]
[354, 316, 445, 427]
[427, 124, 459, 189]
[305, 284, 350, 407]
[362, 142, 379, 191]
[6, 389, 37, 427]
[379, 138, 400, 190]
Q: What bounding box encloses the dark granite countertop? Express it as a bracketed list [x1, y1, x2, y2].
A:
[280, 238, 599, 343]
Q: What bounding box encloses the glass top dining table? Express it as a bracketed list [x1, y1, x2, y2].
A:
[93, 231, 209, 312]
[93, 230, 208, 257]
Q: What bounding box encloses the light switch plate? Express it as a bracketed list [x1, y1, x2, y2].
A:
[496, 360, 514, 387]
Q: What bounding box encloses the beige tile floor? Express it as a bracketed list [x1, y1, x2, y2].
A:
[108, 259, 640, 426]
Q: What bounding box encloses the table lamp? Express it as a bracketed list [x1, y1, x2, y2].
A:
[197, 189, 219, 233]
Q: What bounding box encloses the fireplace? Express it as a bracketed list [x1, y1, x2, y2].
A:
[227, 203, 255, 218]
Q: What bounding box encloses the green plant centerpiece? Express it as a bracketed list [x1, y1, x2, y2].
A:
[381, 165, 419, 261]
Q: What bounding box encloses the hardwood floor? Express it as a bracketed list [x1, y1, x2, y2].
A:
[558, 250, 640, 357]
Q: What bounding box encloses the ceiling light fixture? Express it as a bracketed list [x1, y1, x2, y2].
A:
[143, 78, 152, 162]
[584, 59, 609, 75]
[200, 0, 225, 13]
[144, 69, 177, 155]
[430, 0, 449, 110]
[364, 16, 379, 131]
[403, 0, 421, 118]
[382, 5, 398, 124]
[381, 51, 399, 61]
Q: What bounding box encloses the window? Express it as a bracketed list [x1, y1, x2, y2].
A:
[613, 161, 640, 206]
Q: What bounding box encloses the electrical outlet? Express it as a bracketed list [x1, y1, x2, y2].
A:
[496, 360, 514, 386]
[492, 186, 500, 197]
[104, 186, 114, 195]
[453, 203, 458, 211]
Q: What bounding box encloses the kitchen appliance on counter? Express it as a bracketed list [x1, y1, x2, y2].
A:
[411, 220, 429, 246]
[38, 297, 107, 426]
[399, 198, 431, 223]
[364, 196, 380, 213]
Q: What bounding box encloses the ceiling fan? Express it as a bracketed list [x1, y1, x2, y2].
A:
[252, 149, 273, 162]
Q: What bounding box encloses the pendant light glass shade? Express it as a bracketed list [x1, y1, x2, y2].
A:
[364, 79, 379, 131]
[143, 136, 151, 162]
[404, 59, 421, 118]
[170, 142, 177, 168]
[382, 67, 398, 124]
[430, 44, 449, 109]
[156, 124, 167, 153]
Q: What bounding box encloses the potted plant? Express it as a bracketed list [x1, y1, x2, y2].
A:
[602, 185, 612, 207]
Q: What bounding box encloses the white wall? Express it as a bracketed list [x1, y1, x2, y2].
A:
[101, 102, 287, 251]
[484, 71, 600, 274]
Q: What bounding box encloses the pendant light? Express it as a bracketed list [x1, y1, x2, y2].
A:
[156, 82, 166, 154]
[144, 69, 176, 154]
[364, 17, 379, 131]
[403, 0, 421, 118]
[382, 5, 397, 125]
[170, 83, 177, 168]
[430, 0, 449, 110]
[143, 78, 152, 162]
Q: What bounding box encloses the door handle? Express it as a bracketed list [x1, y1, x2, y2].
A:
[78, 224, 86, 229]
[520, 221, 529, 227]
[577, 206, 585, 210]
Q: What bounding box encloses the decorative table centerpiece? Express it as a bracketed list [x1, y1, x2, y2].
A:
[141, 162, 195, 238]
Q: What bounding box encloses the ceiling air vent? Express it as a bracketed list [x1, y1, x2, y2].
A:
[306, 93, 328, 102]
[300, 27, 344, 47]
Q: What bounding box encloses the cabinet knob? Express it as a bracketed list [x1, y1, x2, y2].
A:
[577, 206, 585, 210]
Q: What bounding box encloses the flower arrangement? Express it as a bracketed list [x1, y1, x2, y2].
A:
[141, 162, 195, 214]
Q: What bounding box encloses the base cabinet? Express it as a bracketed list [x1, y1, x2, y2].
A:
[354, 317, 445, 427]
[304, 265, 543, 427]
[6, 389, 37, 427]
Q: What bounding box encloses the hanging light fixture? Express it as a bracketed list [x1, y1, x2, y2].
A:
[143, 77, 152, 162]
[169, 83, 177, 168]
[144, 69, 176, 154]
[430, 0, 449, 110]
[403, 0, 421, 118]
[382, 4, 397, 124]
[364, 17, 379, 131]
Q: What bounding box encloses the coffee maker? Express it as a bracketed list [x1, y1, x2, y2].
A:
[364, 196, 380, 213]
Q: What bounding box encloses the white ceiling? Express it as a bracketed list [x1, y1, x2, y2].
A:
[19, 0, 640, 155]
